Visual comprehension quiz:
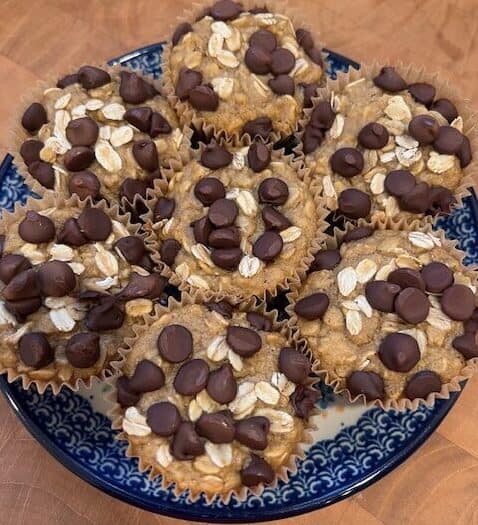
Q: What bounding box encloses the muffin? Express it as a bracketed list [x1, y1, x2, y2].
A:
[14, 64, 185, 211]
[299, 64, 475, 222]
[288, 221, 478, 409]
[163, 0, 324, 141]
[143, 141, 324, 300]
[110, 298, 318, 501]
[0, 194, 168, 392]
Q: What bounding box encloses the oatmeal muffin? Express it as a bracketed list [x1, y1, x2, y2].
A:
[163, 0, 324, 141]
[288, 223, 478, 409]
[110, 299, 317, 500]
[144, 142, 324, 299]
[0, 195, 168, 392]
[14, 65, 185, 210]
[299, 64, 475, 222]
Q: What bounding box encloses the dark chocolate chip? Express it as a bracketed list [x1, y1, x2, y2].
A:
[192, 215, 213, 245]
[408, 82, 436, 107]
[117, 273, 166, 300]
[246, 311, 272, 332]
[128, 359, 165, 393]
[147, 401, 181, 436]
[211, 247, 242, 270]
[305, 46, 323, 66]
[160, 238, 181, 267]
[154, 197, 176, 221]
[258, 177, 289, 205]
[384, 169, 416, 197]
[458, 136, 472, 168]
[196, 411, 236, 443]
[365, 280, 401, 313]
[250, 29, 277, 52]
[295, 28, 314, 50]
[210, 0, 243, 20]
[172, 22, 193, 46]
[85, 299, 125, 331]
[66, 117, 99, 146]
[270, 48, 295, 76]
[330, 147, 364, 177]
[116, 376, 141, 407]
[57, 73, 80, 89]
[268, 74, 295, 95]
[244, 46, 271, 75]
[261, 206, 291, 231]
[431, 98, 458, 123]
[208, 198, 238, 227]
[357, 122, 389, 149]
[78, 66, 111, 89]
[20, 139, 43, 166]
[226, 325, 261, 357]
[194, 177, 226, 206]
[388, 268, 425, 290]
[453, 333, 478, 360]
[302, 82, 320, 108]
[189, 85, 219, 111]
[124, 106, 153, 132]
[3, 269, 39, 301]
[342, 227, 374, 243]
[346, 371, 385, 401]
[65, 332, 100, 368]
[200, 143, 232, 169]
[294, 292, 329, 321]
[157, 324, 193, 363]
[57, 218, 88, 247]
[77, 207, 112, 241]
[235, 416, 270, 450]
[68, 170, 101, 200]
[114, 236, 145, 265]
[37, 260, 76, 297]
[379, 332, 420, 372]
[408, 115, 440, 145]
[207, 363, 238, 404]
[302, 124, 323, 154]
[404, 370, 442, 400]
[309, 248, 340, 271]
[171, 422, 205, 460]
[119, 71, 155, 104]
[373, 66, 407, 92]
[290, 384, 319, 418]
[243, 117, 272, 139]
[394, 287, 430, 324]
[247, 143, 271, 172]
[150, 112, 172, 137]
[441, 284, 475, 321]
[175, 67, 203, 100]
[0, 255, 32, 284]
[421, 262, 454, 293]
[119, 177, 148, 203]
[5, 296, 42, 318]
[433, 126, 464, 155]
[279, 347, 311, 383]
[18, 211, 55, 244]
[174, 358, 209, 395]
[309, 101, 336, 130]
[21, 103, 47, 133]
[252, 231, 283, 261]
[338, 188, 371, 219]
[132, 139, 159, 172]
[399, 181, 431, 214]
[64, 146, 95, 171]
[28, 161, 55, 189]
[18, 332, 54, 369]
[208, 227, 240, 248]
[240, 454, 274, 486]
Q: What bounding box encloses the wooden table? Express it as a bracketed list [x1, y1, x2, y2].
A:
[1, 1, 478, 524]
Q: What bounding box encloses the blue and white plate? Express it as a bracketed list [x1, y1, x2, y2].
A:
[0, 44, 475, 523]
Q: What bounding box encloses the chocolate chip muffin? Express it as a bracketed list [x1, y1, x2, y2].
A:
[163, 0, 323, 141]
[288, 222, 478, 409]
[299, 65, 475, 222]
[110, 299, 317, 500]
[0, 195, 168, 392]
[144, 142, 323, 299]
[14, 65, 185, 212]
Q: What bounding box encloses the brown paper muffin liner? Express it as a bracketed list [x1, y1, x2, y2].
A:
[139, 138, 328, 303]
[10, 63, 188, 205]
[286, 215, 478, 411]
[106, 290, 317, 503]
[161, 0, 327, 147]
[294, 61, 478, 224]
[0, 192, 151, 394]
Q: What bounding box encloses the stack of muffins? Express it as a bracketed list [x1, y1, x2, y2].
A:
[1, 0, 477, 503]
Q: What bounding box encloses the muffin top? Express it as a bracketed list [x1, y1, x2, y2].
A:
[167, 0, 323, 139]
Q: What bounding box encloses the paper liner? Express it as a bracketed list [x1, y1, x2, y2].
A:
[161, 0, 327, 147]
[294, 60, 478, 224]
[0, 192, 150, 394]
[286, 215, 478, 412]
[138, 138, 328, 303]
[10, 63, 189, 207]
[106, 290, 317, 503]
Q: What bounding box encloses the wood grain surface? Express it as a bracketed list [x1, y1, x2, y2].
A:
[1, 1, 478, 524]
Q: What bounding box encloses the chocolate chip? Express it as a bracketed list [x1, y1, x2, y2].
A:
[175, 67, 203, 100]
[64, 146, 95, 171]
[154, 197, 176, 221]
[302, 82, 320, 108]
[279, 347, 311, 383]
[57, 73, 79, 88]
[77, 207, 112, 241]
[252, 231, 283, 261]
[189, 85, 219, 111]
[78, 66, 111, 89]
[357, 122, 389, 149]
[66, 117, 99, 147]
[243, 117, 272, 139]
[18, 333, 54, 369]
[246, 312, 272, 332]
[28, 161, 55, 189]
[235, 416, 270, 450]
[57, 218, 88, 247]
[174, 358, 209, 395]
[302, 124, 323, 154]
[249, 29, 277, 52]
[379, 332, 420, 372]
[119, 178, 148, 204]
[128, 359, 165, 393]
[195, 411, 236, 444]
[194, 177, 226, 206]
[240, 454, 274, 486]
[388, 268, 425, 290]
[211, 247, 243, 270]
[68, 170, 101, 200]
[147, 401, 181, 436]
[268, 74, 295, 96]
[0, 255, 31, 284]
[157, 324, 193, 363]
[365, 280, 400, 313]
[200, 143, 232, 170]
[208, 198, 238, 227]
[171, 422, 205, 460]
[441, 284, 475, 321]
[226, 326, 261, 357]
[305, 46, 323, 67]
[373, 66, 407, 92]
[395, 288, 430, 324]
[65, 332, 100, 368]
[85, 299, 125, 331]
[124, 106, 153, 132]
[5, 296, 42, 318]
[408, 82, 436, 107]
[430, 187, 454, 213]
[453, 333, 478, 360]
[3, 269, 39, 301]
[399, 182, 431, 214]
[116, 376, 140, 407]
[421, 262, 453, 293]
[38, 261, 76, 297]
[18, 211, 55, 244]
[295, 28, 314, 50]
[309, 101, 336, 130]
[384, 169, 416, 197]
[208, 227, 240, 248]
[247, 143, 271, 172]
[433, 126, 464, 155]
[192, 216, 213, 245]
[172, 22, 193, 46]
[21, 103, 48, 133]
[207, 364, 238, 404]
[119, 71, 155, 104]
[294, 293, 329, 321]
[458, 136, 472, 168]
[431, 98, 458, 123]
[309, 249, 340, 271]
[160, 238, 181, 266]
[114, 236, 145, 265]
[338, 188, 371, 219]
[270, 48, 295, 75]
[150, 112, 172, 137]
[210, 0, 242, 20]
[404, 370, 442, 400]
[330, 147, 364, 177]
[258, 178, 289, 205]
[408, 115, 440, 145]
[132, 139, 158, 172]
[261, 206, 291, 231]
[118, 273, 166, 300]
[245, 46, 272, 75]
[290, 385, 319, 418]
[342, 227, 374, 243]
[464, 310, 478, 334]
[347, 371, 385, 401]
[20, 139, 43, 166]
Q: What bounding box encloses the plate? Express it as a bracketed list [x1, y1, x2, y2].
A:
[0, 43, 475, 523]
